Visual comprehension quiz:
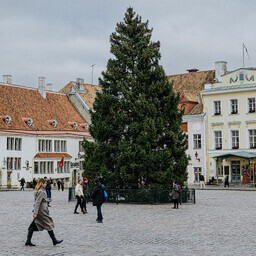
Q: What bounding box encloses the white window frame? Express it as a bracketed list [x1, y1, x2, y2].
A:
[230, 129, 240, 149]
[194, 167, 202, 182]
[230, 98, 238, 114]
[212, 100, 221, 116]
[34, 162, 39, 174]
[214, 130, 222, 150]
[248, 128, 256, 149]
[247, 97, 256, 113]
[193, 134, 201, 149]
[7, 137, 22, 151]
[54, 140, 67, 152]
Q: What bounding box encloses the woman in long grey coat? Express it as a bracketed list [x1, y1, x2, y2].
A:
[25, 178, 63, 246]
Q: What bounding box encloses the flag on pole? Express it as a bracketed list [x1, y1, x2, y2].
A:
[243, 44, 250, 59]
[59, 157, 64, 168]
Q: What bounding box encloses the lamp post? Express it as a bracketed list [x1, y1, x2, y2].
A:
[195, 151, 200, 162]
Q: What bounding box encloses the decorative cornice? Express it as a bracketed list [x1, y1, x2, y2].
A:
[228, 121, 241, 128]
[211, 122, 224, 128]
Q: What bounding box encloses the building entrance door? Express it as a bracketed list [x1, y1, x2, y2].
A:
[231, 160, 241, 183]
[72, 170, 77, 186]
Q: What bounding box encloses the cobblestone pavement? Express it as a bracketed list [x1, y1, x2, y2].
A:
[1, 189, 256, 256]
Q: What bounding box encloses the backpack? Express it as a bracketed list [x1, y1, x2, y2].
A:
[177, 185, 181, 193]
[102, 185, 108, 202]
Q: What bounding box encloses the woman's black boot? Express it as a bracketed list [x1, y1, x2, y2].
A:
[48, 230, 63, 245]
[25, 226, 36, 246]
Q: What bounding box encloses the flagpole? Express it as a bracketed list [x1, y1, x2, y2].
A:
[243, 43, 244, 68]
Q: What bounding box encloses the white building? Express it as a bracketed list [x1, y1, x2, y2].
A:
[0, 76, 92, 188]
[168, 68, 216, 184]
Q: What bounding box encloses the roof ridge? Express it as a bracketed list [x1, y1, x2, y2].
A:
[0, 82, 66, 95]
[168, 69, 214, 77]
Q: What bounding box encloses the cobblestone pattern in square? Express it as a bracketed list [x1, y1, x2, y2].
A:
[0, 189, 255, 256]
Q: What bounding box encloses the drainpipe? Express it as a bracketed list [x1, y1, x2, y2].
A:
[253, 160, 255, 185]
[217, 159, 219, 185]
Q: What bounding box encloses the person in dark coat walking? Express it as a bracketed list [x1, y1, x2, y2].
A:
[91, 178, 105, 223]
[57, 179, 61, 190]
[82, 178, 89, 212]
[170, 181, 180, 209]
[32, 178, 37, 189]
[224, 174, 229, 187]
[20, 177, 26, 191]
[61, 179, 64, 191]
[25, 178, 63, 246]
[44, 177, 52, 207]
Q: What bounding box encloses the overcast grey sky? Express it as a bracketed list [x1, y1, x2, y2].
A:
[0, 0, 255, 90]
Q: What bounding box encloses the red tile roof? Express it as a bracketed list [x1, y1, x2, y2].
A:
[0, 83, 88, 132]
[34, 153, 72, 158]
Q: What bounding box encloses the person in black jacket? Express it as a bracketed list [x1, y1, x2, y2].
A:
[199, 174, 205, 189]
[91, 178, 105, 223]
[44, 177, 52, 207]
[20, 177, 26, 191]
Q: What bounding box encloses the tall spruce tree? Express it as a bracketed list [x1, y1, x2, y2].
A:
[83, 7, 188, 189]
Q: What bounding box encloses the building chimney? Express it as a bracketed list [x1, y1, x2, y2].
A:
[76, 78, 84, 90]
[3, 75, 12, 84]
[187, 69, 199, 73]
[215, 61, 227, 82]
[38, 76, 46, 99]
[46, 83, 52, 91]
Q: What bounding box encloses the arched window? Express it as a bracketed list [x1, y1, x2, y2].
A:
[181, 104, 188, 114]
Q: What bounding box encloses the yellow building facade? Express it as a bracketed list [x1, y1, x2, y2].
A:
[201, 68, 256, 184]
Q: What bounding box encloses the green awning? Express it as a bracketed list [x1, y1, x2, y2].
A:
[213, 151, 256, 160]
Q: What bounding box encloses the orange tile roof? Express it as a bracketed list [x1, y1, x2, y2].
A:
[0, 83, 88, 132]
[59, 82, 102, 110]
[34, 153, 72, 158]
[168, 70, 215, 114]
[168, 70, 215, 94]
[182, 92, 199, 103]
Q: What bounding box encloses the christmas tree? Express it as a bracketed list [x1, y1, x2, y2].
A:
[83, 7, 188, 189]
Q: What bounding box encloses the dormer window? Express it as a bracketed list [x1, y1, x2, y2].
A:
[22, 118, 33, 127]
[48, 120, 57, 128]
[69, 122, 78, 129]
[1, 115, 11, 124]
[80, 123, 89, 131]
[27, 118, 33, 126]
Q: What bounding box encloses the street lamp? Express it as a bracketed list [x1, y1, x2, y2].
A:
[195, 151, 200, 162]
